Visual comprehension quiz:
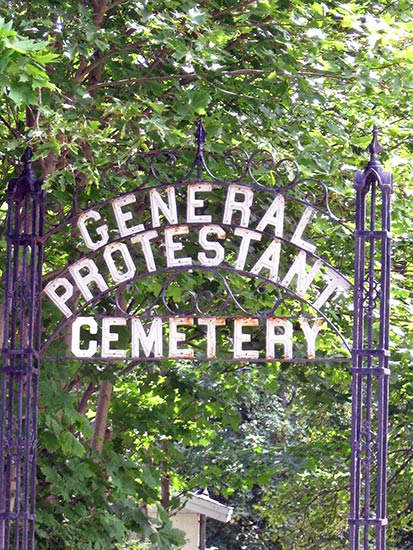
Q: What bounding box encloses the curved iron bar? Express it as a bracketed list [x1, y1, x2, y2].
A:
[247, 153, 300, 188]
[42, 122, 353, 232]
[158, 272, 231, 316]
[41, 353, 351, 364]
[40, 263, 352, 357]
[41, 215, 353, 293]
[42, 177, 353, 248]
[116, 269, 278, 318]
[148, 150, 192, 185]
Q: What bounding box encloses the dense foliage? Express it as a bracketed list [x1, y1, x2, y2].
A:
[1, 1, 413, 548]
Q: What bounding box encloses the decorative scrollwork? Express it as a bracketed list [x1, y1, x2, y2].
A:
[326, 194, 356, 223]
[115, 279, 162, 317]
[360, 420, 378, 470]
[135, 271, 231, 316]
[246, 153, 300, 188]
[148, 150, 193, 184]
[293, 178, 328, 207]
[116, 269, 286, 317]
[363, 274, 381, 317]
[43, 194, 75, 231]
[88, 295, 116, 317]
[162, 285, 227, 315]
[13, 273, 29, 316]
[42, 122, 351, 233]
[220, 147, 249, 181]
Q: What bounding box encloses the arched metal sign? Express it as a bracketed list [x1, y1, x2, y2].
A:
[0, 124, 392, 549]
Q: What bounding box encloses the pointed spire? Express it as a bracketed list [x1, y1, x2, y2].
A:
[21, 147, 37, 186]
[21, 146, 34, 165]
[7, 146, 42, 201]
[367, 125, 383, 168]
[195, 120, 207, 147]
[194, 120, 206, 181]
[354, 124, 392, 193]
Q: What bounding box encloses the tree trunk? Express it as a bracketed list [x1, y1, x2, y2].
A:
[90, 380, 113, 453]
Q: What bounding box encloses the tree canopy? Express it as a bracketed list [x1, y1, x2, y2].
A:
[1, 1, 413, 548]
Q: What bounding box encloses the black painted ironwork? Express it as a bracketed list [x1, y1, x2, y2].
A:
[0, 149, 44, 550]
[39, 123, 354, 363]
[0, 124, 392, 548]
[349, 126, 392, 549]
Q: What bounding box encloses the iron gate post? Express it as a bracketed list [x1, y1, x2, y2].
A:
[349, 127, 392, 549]
[0, 149, 44, 550]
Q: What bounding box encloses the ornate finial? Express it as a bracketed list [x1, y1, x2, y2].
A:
[194, 121, 206, 181]
[355, 125, 392, 194]
[21, 147, 34, 165]
[7, 146, 42, 201]
[195, 120, 207, 147]
[367, 125, 383, 167]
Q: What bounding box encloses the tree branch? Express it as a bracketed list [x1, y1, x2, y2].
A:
[87, 69, 266, 92]
[107, 0, 127, 12]
[0, 115, 21, 139]
[75, 35, 144, 82]
[388, 450, 413, 487]
[92, 0, 108, 26]
[210, 0, 258, 19]
[78, 382, 98, 415]
[87, 67, 354, 92]
[87, 73, 199, 91]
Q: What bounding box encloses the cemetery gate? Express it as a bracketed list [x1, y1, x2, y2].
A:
[0, 124, 392, 549]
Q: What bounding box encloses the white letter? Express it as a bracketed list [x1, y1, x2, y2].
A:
[198, 317, 226, 358]
[250, 240, 281, 281]
[300, 318, 324, 359]
[223, 185, 253, 227]
[102, 317, 127, 358]
[69, 258, 109, 301]
[71, 317, 98, 357]
[266, 318, 293, 359]
[131, 230, 158, 272]
[165, 226, 192, 267]
[131, 318, 163, 358]
[112, 194, 145, 237]
[150, 187, 178, 227]
[78, 210, 109, 251]
[291, 207, 316, 253]
[103, 242, 136, 283]
[198, 225, 225, 266]
[233, 318, 259, 360]
[256, 195, 285, 236]
[44, 277, 74, 318]
[281, 251, 322, 295]
[187, 183, 212, 223]
[234, 228, 261, 270]
[313, 269, 351, 310]
[169, 317, 194, 358]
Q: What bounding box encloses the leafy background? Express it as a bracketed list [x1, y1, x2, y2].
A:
[1, 1, 413, 548]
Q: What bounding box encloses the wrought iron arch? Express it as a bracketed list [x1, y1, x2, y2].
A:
[0, 124, 392, 549]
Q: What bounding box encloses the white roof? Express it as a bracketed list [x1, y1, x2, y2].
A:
[183, 492, 233, 523]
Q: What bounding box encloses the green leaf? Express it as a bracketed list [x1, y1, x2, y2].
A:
[4, 37, 50, 53]
[191, 90, 211, 114]
[141, 466, 159, 490]
[60, 432, 86, 457]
